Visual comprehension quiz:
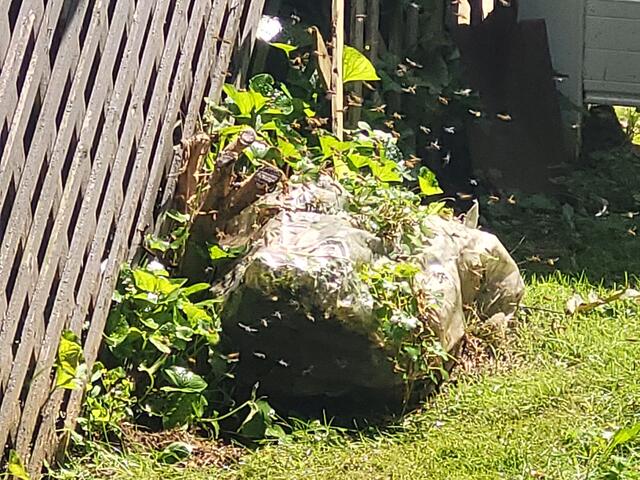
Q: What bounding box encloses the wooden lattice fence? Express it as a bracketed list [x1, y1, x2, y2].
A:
[0, 0, 264, 475]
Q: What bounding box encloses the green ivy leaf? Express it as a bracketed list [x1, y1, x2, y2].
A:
[239, 399, 285, 440]
[158, 441, 194, 465]
[166, 210, 190, 224]
[146, 235, 171, 253]
[55, 330, 85, 390]
[223, 84, 256, 117]
[347, 152, 370, 169]
[160, 392, 207, 429]
[181, 283, 210, 297]
[181, 302, 211, 325]
[7, 450, 30, 480]
[343, 46, 380, 84]
[278, 138, 302, 161]
[272, 93, 294, 115]
[369, 160, 402, 182]
[209, 245, 233, 261]
[155, 276, 185, 296]
[175, 325, 194, 342]
[333, 155, 356, 180]
[105, 312, 130, 348]
[418, 167, 444, 196]
[162, 366, 208, 394]
[249, 73, 276, 96]
[132, 269, 157, 292]
[319, 135, 351, 159]
[139, 316, 160, 331]
[149, 333, 172, 354]
[270, 42, 298, 58]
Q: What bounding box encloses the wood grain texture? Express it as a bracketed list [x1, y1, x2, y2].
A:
[0, 0, 259, 476]
[331, 0, 345, 139]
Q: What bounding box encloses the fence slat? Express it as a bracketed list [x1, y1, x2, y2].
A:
[128, 0, 217, 255]
[26, 0, 199, 465]
[183, 0, 230, 135]
[0, 12, 9, 68]
[12, 0, 173, 462]
[161, 0, 231, 208]
[0, 0, 260, 475]
[0, 0, 48, 201]
[0, 0, 147, 458]
[236, 0, 267, 85]
[0, 0, 91, 390]
[209, 0, 246, 105]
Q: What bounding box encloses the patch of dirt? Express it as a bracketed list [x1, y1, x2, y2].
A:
[120, 423, 243, 469]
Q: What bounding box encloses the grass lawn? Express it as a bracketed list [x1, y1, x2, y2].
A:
[53, 147, 640, 479]
[54, 273, 640, 479]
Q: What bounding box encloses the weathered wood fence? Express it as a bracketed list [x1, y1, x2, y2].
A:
[0, 0, 264, 475]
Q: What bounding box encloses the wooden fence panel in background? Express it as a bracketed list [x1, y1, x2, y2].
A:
[0, 0, 263, 476]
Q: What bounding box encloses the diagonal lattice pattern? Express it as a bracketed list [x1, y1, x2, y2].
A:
[0, 0, 263, 475]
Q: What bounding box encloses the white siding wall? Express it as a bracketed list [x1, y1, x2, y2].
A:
[584, 0, 640, 106]
[519, 0, 585, 109]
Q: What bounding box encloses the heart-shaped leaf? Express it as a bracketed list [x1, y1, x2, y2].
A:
[162, 366, 207, 393]
[418, 167, 444, 196]
[343, 46, 380, 84]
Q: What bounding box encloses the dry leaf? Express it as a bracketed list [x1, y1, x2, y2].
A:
[565, 289, 640, 316]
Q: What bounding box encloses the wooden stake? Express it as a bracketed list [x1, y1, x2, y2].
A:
[365, 0, 380, 62]
[388, 2, 404, 114]
[332, 0, 345, 139]
[347, 0, 366, 127]
[405, 2, 419, 52]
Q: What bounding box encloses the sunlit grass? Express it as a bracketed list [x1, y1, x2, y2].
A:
[615, 106, 640, 145]
[53, 273, 640, 479]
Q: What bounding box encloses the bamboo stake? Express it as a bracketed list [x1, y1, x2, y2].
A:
[332, 0, 345, 139]
[404, 2, 420, 153]
[365, 0, 380, 62]
[347, 0, 366, 127]
[388, 2, 404, 114]
[405, 2, 419, 52]
[350, 0, 366, 53]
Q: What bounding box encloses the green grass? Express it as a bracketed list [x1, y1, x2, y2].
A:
[53, 144, 640, 479]
[54, 273, 640, 480]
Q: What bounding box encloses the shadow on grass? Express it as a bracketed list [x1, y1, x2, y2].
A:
[481, 145, 640, 286]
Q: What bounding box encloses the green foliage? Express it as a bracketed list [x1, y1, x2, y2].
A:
[269, 42, 298, 58]
[85, 41, 448, 451]
[238, 399, 286, 441]
[615, 106, 640, 144]
[78, 364, 135, 440]
[145, 210, 191, 267]
[55, 330, 87, 391]
[359, 261, 449, 404]
[80, 263, 285, 445]
[210, 69, 451, 408]
[211, 72, 442, 199]
[3, 450, 30, 480]
[221, 77, 297, 123]
[418, 167, 444, 196]
[157, 442, 194, 465]
[343, 46, 380, 84]
[346, 174, 449, 252]
[269, 2, 477, 156]
[103, 265, 223, 431]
